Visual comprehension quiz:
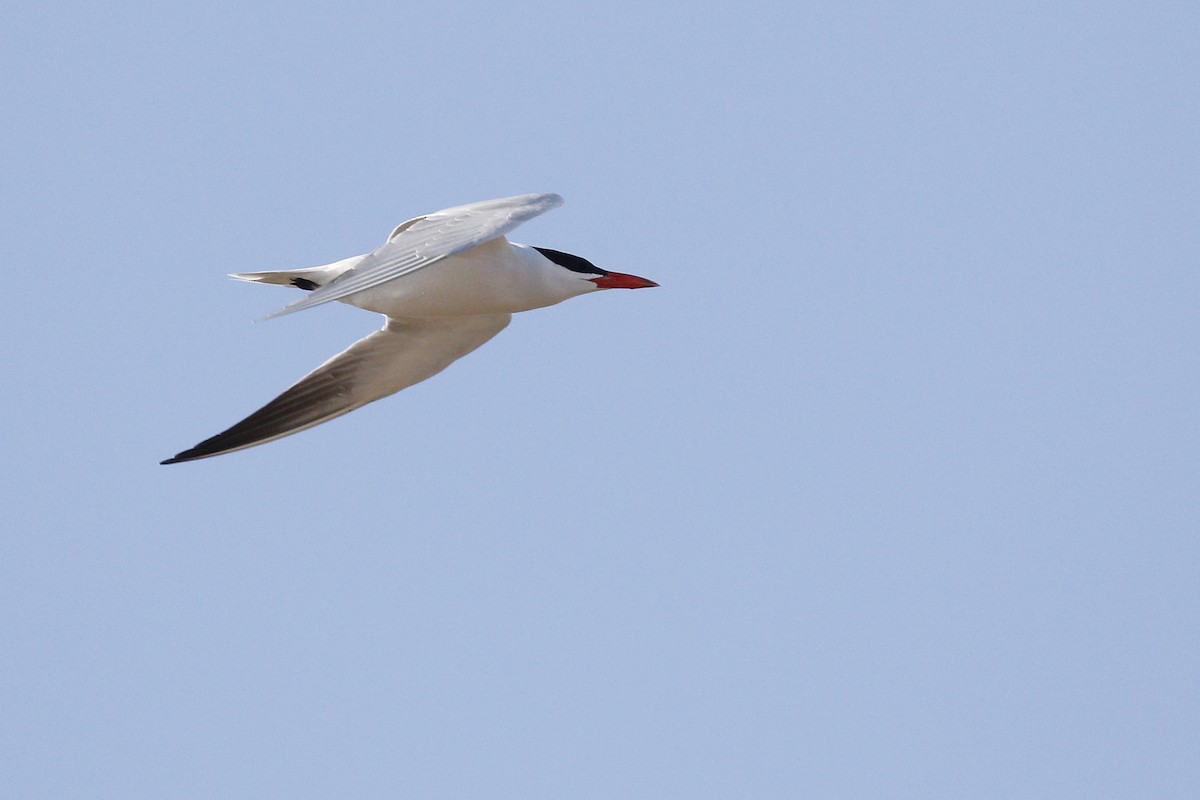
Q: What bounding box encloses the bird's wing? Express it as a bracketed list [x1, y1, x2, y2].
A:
[161, 313, 511, 463]
[261, 192, 563, 320]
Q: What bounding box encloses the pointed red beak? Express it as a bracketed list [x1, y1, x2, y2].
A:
[589, 271, 660, 289]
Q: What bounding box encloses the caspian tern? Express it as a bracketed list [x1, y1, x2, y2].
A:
[161, 193, 657, 464]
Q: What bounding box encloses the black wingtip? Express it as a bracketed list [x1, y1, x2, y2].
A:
[161, 448, 205, 465]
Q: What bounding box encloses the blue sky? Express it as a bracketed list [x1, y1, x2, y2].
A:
[3, 1, 1197, 797]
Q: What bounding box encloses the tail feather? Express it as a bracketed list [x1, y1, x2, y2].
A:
[229, 254, 368, 291]
[229, 268, 326, 290]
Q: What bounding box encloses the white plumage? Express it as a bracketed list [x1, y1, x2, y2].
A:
[162, 193, 658, 464]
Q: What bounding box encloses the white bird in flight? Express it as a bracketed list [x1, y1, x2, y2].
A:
[162, 193, 658, 464]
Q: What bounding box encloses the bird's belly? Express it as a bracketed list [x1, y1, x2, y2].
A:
[338, 251, 551, 317]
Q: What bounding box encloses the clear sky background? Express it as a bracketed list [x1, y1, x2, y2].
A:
[3, 1, 1197, 797]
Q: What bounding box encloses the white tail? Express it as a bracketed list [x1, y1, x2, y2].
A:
[229, 254, 368, 290]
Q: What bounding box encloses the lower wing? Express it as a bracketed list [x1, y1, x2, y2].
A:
[161, 313, 511, 463]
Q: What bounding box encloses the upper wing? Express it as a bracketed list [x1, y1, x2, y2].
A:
[261, 192, 564, 320]
[161, 313, 511, 463]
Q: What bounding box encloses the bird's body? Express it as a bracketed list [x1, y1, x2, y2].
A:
[162, 193, 657, 464]
[337, 239, 596, 318]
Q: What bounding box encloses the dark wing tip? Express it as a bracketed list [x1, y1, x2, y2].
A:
[159, 446, 210, 465]
[158, 359, 364, 465]
[159, 422, 271, 464]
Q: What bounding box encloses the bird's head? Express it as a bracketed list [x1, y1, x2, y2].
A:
[533, 247, 659, 292]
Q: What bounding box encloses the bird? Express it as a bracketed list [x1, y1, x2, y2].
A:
[161, 193, 658, 464]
